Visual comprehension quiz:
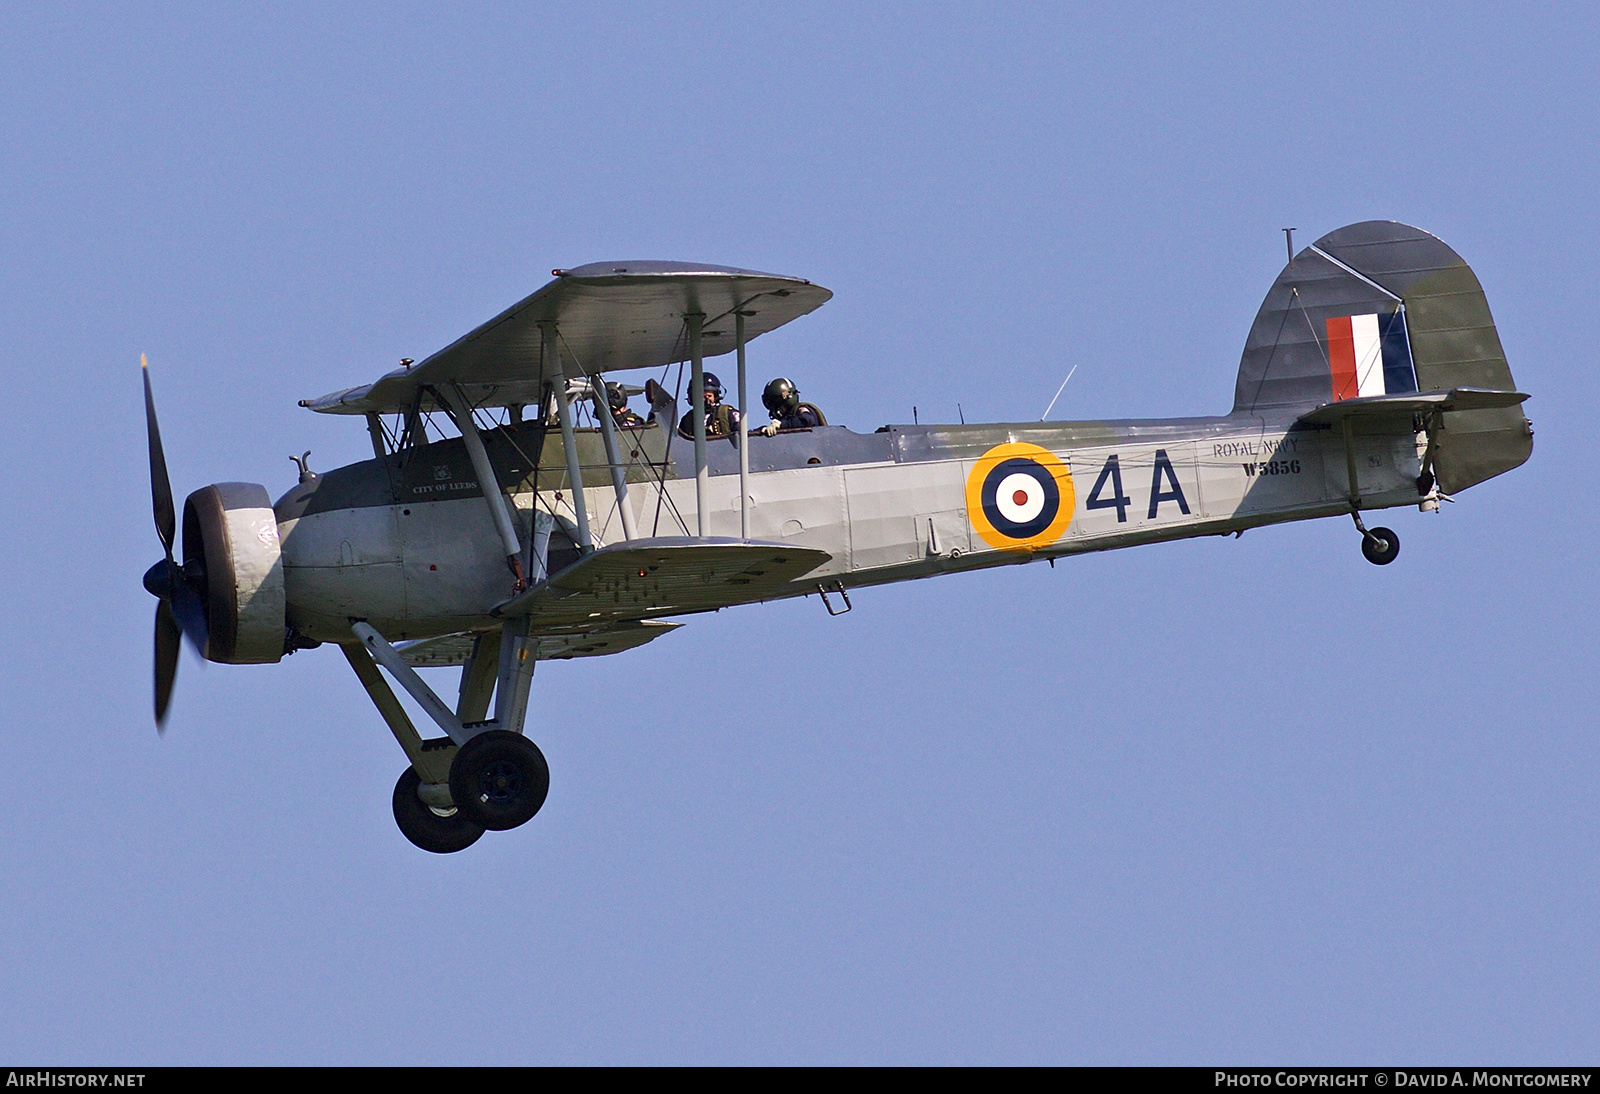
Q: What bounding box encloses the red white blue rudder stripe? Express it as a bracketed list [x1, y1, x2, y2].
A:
[1325, 311, 1418, 401]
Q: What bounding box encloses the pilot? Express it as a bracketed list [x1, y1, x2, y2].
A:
[607, 382, 647, 429]
[757, 377, 827, 436]
[678, 372, 741, 439]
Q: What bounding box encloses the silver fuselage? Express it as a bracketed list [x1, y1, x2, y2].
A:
[273, 412, 1424, 645]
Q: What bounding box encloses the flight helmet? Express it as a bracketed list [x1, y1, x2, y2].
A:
[762, 377, 800, 415]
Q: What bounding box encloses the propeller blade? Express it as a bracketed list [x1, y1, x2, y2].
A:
[155, 599, 180, 730]
[143, 354, 176, 556]
[167, 560, 209, 657]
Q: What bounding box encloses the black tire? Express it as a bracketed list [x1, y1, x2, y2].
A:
[1361, 526, 1400, 566]
[449, 730, 550, 832]
[392, 766, 484, 854]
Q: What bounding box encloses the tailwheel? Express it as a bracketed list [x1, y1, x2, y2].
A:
[449, 730, 550, 832]
[1361, 526, 1400, 566]
[392, 766, 484, 853]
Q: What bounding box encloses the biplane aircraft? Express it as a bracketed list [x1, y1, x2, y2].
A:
[142, 221, 1531, 852]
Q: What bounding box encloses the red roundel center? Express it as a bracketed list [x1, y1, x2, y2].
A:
[1012, 489, 1029, 506]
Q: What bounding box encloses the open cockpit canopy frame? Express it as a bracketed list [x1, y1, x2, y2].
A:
[301, 261, 832, 416]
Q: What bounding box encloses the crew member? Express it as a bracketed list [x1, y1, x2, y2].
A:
[679, 372, 741, 439]
[758, 377, 827, 436]
[607, 382, 647, 428]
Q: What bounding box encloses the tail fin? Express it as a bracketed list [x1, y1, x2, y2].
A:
[1234, 220, 1531, 493]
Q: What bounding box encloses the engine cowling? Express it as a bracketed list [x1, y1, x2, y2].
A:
[182, 482, 286, 664]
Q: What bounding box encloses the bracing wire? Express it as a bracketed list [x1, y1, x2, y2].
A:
[554, 328, 691, 539]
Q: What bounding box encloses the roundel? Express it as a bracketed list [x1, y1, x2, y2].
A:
[965, 442, 1075, 551]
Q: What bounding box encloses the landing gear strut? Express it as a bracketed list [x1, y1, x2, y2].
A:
[1352, 511, 1400, 566]
[344, 622, 550, 853]
[1341, 418, 1400, 566]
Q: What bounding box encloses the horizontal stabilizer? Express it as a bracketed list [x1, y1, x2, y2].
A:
[493, 537, 832, 623]
[1296, 387, 1529, 427]
[397, 620, 684, 667]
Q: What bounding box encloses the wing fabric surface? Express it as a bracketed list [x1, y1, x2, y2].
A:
[304, 262, 831, 415]
[493, 538, 832, 624]
[397, 620, 684, 668]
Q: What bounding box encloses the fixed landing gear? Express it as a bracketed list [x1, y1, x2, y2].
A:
[1361, 528, 1400, 565]
[393, 766, 484, 854]
[449, 730, 550, 831]
[391, 731, 549, 852]
[345, 622, 551, 853]
[1351, 511, 1400, 566]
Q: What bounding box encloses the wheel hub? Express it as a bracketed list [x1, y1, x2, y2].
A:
[479, 760, 523, 804]
[448, 730, 550, 831]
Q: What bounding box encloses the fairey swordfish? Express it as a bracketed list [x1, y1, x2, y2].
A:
[140, 220, 1531, 852]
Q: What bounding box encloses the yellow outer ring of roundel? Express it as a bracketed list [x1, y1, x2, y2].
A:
[965, 442, 1076, 552]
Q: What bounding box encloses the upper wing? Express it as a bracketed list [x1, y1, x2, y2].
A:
[303, 261, 831, 415]
[493, 537, 832, 624]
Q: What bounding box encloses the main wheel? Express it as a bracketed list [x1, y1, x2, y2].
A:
[392, 767, 484, 853]
[1361, 526, 1400, 565]
[449, 730, 550, 832]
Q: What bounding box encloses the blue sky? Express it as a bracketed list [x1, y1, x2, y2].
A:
[1, 2, 1596, 1063]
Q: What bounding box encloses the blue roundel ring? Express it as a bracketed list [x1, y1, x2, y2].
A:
[979, 457, 1061, 540]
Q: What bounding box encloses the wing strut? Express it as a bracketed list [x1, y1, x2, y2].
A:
[544, 321, 594, 552]
[688, 312, 708, 537]
[587, 368, 639, 541]
[441, 384, 525, 588]
[737, 310, 750, 541]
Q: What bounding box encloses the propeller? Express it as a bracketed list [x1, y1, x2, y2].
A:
[141, 355, 208, 730]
